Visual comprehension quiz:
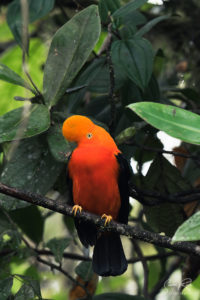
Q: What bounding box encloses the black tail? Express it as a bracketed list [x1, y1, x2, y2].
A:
[75, 219, 97, 247]
[92, 233, 127, 276]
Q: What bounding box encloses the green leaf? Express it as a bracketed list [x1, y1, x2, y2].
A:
[43, 5, 101, 108]
[6, 0, 54, 50]
[67, 56, 126, 112]
[98, 0, 120, 23]
[0, 277, 13, 300]
[10, 206, 44, 244]
[112, 0, 147, 19]
[143, 156, 188, 236]
[0, 137, 63, 210]
[47, 124, 72, 162]
[133, 132, 163, 163]
[112, 38, 154, 91]
[115, 127, 136, 144]
[172, 211, 200, 242]
[93, 293, 146, 300]
[135, 15, 169, 37]
[0, 104, 50, 143]
[46, 238, 71, 263]
[128, 102, 200, 145]
[75, 261, 93, 281]
[0, 63, 34, 93]
[88, 58, 125, 93]
[15, 275, 42, 299]
[14, 284, 35, 300]
[0, 210, 21, 250]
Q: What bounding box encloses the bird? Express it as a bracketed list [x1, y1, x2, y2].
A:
[62, 115, 130, 276]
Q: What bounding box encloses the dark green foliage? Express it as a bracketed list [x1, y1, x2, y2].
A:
[46, 237, 71, 263]
[7, 0, 55, 51]
[0, 277, 13, 300]
[0, 104, 50, 143]
[75, 261, 93, 281]
[0, 0, 199, 299]
[143, 156, 188, 236]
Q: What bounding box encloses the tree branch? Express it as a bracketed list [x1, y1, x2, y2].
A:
[0, 182, 200, 258]
[35, 249, 180, 264]
[129, 184, 200, 205]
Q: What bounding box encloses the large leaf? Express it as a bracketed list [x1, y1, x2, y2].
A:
[6, 0, 54, 50]
[0, 104, 50, 143]
[43, 5, 101, 108]
[75, 261, 93, 281]
[0, 137, 63, 210]
[112, 0, 147, 19]
[10, 206, 44, 244]
[99, 0, 120, 23]
[14, 284, 35, 300]
[14, 275, 42, 299]
[0, 63, 34, 93]
[112, 38, 154, 91]
[0, 211, 21, 249]
[47, 124, 72, 162]
[135, 15, 169, 37]
[67, 56, 126, 113]
[143, 156, 188, 236]
[128, 102, 200, 145]
[172, 211, 200, 242]
[46, 237, 71, 263]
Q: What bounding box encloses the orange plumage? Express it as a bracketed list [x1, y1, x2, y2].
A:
[62, 115, 130, 276]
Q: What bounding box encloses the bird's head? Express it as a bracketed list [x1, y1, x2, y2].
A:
[62, 115, 95, 144]
[62, 115, 120, 152]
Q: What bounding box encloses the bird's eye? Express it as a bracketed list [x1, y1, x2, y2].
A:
[86, 133, 93, 139]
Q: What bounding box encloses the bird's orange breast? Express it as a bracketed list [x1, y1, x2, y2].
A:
[68, 146, 121, 220]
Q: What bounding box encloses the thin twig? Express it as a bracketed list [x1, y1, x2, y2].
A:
[128, 251, 180, 264]
[37, 256, 91, 298]
[129, 184, 200, 205]
[35, 249, 91, 261]
[34, 249, 180, 264]
[127, 141, 200, 161]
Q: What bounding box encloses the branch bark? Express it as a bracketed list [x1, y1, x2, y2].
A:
[0, 182, 200, 258]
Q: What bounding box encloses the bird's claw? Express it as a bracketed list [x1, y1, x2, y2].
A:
[72, 205, 82, 216]
[101, 214, 113, 226]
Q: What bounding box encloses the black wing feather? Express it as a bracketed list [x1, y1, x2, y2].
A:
[66, 153, 74, 206]
[116, 153, 131, 224]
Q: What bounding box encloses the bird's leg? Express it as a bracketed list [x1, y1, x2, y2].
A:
[72, 205, 82, 216]
[101, 214, 113, 226]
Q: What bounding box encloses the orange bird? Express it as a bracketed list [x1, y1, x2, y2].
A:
[62, 115, 130, 276]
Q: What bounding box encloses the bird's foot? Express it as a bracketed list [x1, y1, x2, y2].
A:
[101, 214, 113, 226]
[72, 205, 82, 216]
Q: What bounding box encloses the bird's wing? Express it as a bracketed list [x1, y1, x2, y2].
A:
[66, 153, 74, 206]
[115, 153, 131, 224]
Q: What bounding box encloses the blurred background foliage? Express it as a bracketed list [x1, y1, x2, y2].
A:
[1, 0, 200, 299]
